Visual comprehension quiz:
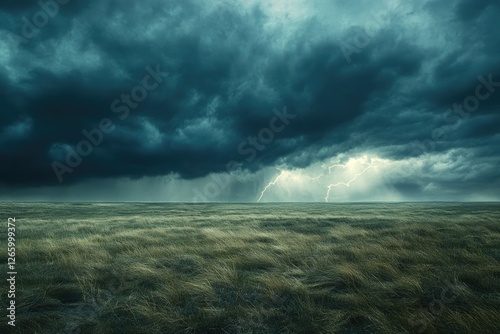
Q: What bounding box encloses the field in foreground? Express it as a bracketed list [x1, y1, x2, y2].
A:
[1, 202, 500, 334]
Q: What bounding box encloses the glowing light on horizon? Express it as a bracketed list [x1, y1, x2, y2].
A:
[324, 160, 376, 202]
[256, 156, 381, 202]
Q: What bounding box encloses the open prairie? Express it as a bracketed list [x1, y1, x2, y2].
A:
[1, 202, 500, 333]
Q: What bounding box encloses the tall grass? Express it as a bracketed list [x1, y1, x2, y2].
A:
[1, 203, 499, 333]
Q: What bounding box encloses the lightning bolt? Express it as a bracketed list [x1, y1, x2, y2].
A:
[324, 161, 376, 202]
[256, 157, 380, 202]
[257, 170, 285, 202]
[304, 163, 346, 180]
[305, 174, 325, 180]
[327, 163, 346, 175]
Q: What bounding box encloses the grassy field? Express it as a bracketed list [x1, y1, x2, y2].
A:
[1, 202, 499, 333]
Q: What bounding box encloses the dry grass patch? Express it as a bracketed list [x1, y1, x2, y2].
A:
[1, 202, 499, 333]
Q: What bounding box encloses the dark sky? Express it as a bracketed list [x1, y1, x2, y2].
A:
[0, 0, 499, 202]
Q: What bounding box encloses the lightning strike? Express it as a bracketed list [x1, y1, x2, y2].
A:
[327, 163, 346, 175]
[257, 170, 285, 202]
[304, 162, 344, 180]
[306, 174, 325, 180]
[324, 161, 376, 202]
[256, 157, 381, 202]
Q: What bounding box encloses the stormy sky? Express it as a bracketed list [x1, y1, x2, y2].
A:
[0, 0, 499, 202]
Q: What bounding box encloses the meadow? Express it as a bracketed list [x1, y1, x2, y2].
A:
[1, 202, 499, 333]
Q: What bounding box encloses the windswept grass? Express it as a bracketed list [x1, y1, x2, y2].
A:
[1, 202, 499, 333]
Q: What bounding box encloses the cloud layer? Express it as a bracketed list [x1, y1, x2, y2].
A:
[0, 0, 499, 201]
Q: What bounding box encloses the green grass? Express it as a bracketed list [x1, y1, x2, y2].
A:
[1, 202, 499, 333]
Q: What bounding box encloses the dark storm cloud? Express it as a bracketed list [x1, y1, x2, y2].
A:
[455, 0, 499, 21]
[0, 0, 499, 198]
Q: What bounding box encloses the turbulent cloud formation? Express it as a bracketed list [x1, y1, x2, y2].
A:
[0, 0, 499, 201]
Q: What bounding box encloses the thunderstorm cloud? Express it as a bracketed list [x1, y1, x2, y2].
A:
[0, 0, 499, 201]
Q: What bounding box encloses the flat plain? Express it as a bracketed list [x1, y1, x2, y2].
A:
[1, 202, 499, 333]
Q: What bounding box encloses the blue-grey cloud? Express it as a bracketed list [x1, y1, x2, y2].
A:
[0, 0, 499, 200]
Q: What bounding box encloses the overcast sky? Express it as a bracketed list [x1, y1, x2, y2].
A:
[0, 0, 499, 202]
